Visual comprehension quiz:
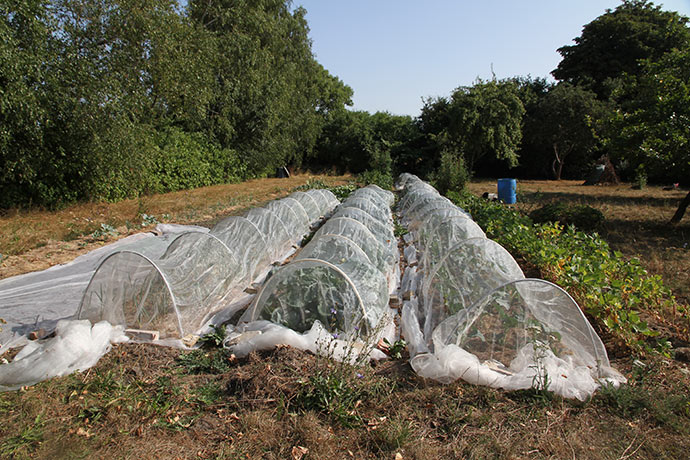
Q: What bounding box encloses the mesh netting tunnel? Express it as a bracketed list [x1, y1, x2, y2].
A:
[78, 189, 339, 339]
[418, 237, 525, 339]
[396, 174, 625, 399]
[78, 232, 243, 338]
[239, 185, 397, 341]
[414, 279, 622, 400]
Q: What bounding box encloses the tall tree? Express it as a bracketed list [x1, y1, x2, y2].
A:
[445, 79, 525, 174]
[553, 0, 690, 99]
[532, 83, 605, 180]
[609, 48, 690, 221]
[0, 0, 53, 206]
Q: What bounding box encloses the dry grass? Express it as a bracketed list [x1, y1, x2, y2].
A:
[469, 179, 690, 305]
[0, 174, 351, 280]
[1, 177, 690, 458]
[1, 344, 688, 460]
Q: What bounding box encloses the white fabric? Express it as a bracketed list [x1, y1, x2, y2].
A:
[225, 320, 387, 364]
[0, 319, 128, 392]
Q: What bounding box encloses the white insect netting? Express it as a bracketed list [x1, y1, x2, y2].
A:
[418, 237, 525, 340]
[314, 217, 396, 274]
[212, 216, 271, 281]
[77, 189, 339, 339]
[397, 174, 626, 399]
[231, 186, 398, 360]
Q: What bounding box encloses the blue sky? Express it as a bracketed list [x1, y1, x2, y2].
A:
[295, 1, 690, 116]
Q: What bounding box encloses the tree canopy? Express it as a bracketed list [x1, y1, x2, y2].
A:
[553, 0, 690, 99]
[0, 0, 353, 208]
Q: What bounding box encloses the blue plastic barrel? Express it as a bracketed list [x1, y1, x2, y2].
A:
[497, 178, 517, 204]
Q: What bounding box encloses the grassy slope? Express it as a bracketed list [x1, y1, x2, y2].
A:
[1, 178, 689, 459]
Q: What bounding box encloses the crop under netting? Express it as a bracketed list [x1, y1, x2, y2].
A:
[77, 189, 339, 339]
[396, 174, 625, 400]
[231, 185, 398, 359]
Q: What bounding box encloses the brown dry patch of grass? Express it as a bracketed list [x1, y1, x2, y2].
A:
[1, 343, 689, 459]
[469, 179, 690, 306]
[0, 174, 351, 280]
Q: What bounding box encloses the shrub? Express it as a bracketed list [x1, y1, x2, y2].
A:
[431, 150, 469, 195]
[357, 170, 393, 190]
[529, 202, 605, 231]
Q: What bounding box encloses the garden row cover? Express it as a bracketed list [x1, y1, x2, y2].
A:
[395, 173, 626, 400]
[226, 185, 400, 362]
[0, 189, 339, 391]
[78, 189, 339, 339]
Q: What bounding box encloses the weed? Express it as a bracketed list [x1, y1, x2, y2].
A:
[382, 338, 407, 360]
[597, 381, 690, 432]
[373, 417, 413, 452]
[393, 220, 408, 238]
[297, 366, 364, 426]
[78, 405, 105, 424]
[0, 414, 44, 457]
[529, 202, 605, 231]
[140, 213, 159, 227]
[143, 376, 178, 417]
[195, 382, 224, 406]
[329, 183, 358, 201]
[177, 349, 232, 375]
[90, 223, 119, 239]
[293, 178, 329, 192]
[198, 324, 227, 349]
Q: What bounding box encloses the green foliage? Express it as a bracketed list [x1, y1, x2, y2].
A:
[530, 83, 607, 180]
[90, 223, 119, 239]
[177, 349, 232, 375]
[419, 79, 525, 175]
[609, 47, 690, 184]
[634, 164, 648, 189]
[312, 110, 413, 177]
[357, 170, 393, 191]
[194, 382, 224, 406]
[0, 0, 352, 208]
[528, 202, 605, 232]
[393, 220, 408, 238]
[382, 338, 407, 360]
[297, 366, 365, 426]
[452, 191, 678, 352]
[197, 324, 227, 349]
[598, 381, 690, 432]
[430, 149, 469, 195]
[553, 0, 690, 99]
[329, 183, 358, 201]
[292, 178, 330, 192]
[0, 414, 44, 458]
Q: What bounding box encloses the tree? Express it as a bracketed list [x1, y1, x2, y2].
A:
[445, 79, 525, 174]
[553, 0, 690, 99]
[609, 48, 690, 221]
[0, 0, 53, 206]
[532, 83, 605, 180]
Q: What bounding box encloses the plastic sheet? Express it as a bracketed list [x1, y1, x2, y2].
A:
[0, 228, 195, 349]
